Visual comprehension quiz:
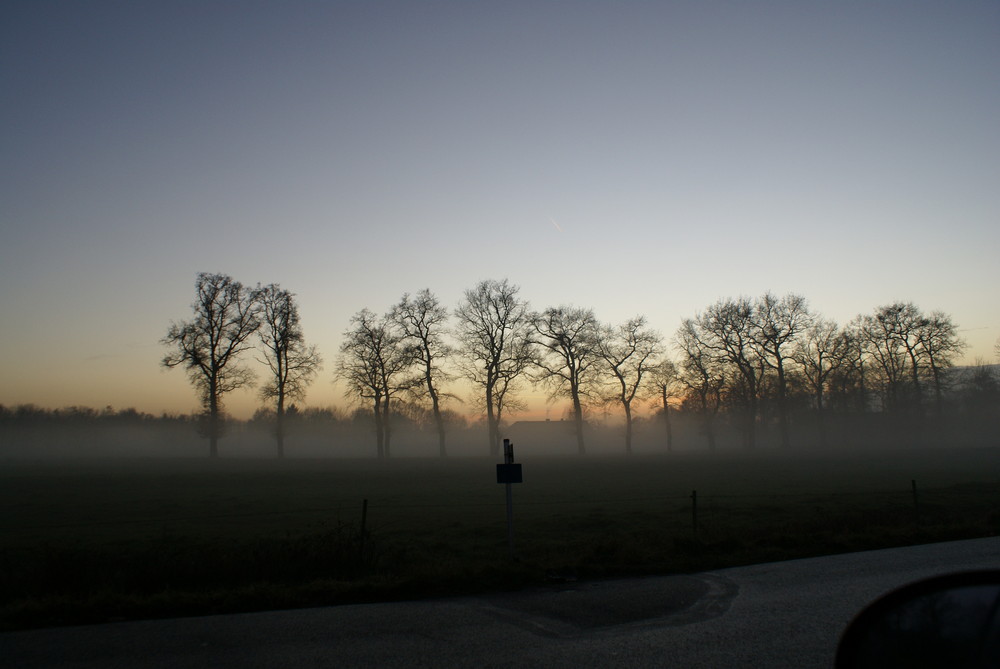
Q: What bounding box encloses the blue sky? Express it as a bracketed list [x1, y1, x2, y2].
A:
[2, 1, 998, 418]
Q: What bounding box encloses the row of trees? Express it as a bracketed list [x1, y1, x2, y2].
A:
[0, 405, 176, 424]
[673, 296, 968, 451]
[334, 282, 975, 458]
[163, 274, 981, 458]
[335, 280, 670, 458]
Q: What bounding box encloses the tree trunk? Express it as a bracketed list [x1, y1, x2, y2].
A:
[816, 387, 828, 448]
[776, 361, 790, 448]
[930, 363, 944, 418]
[382, 396, 392, 459]
[623, 401, 633, 455]
[276, 390, 285, 459]
[665, 408, 673, 453]
[486, 380, 498, 457]
[208, 377, 219, 458]
[905, 347, 924, 420]
[746, 388, 758, 450]
[660, 387, 673, 452]
[373, 397, 385, 459]
[572, 390, 585, 455]
[700, 389, 716, 451]
[429, 386, 446, 457]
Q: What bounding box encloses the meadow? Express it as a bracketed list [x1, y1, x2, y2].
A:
[2, 446, 998, 630]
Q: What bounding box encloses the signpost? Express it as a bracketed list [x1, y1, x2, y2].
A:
[496, 438, 522, 557]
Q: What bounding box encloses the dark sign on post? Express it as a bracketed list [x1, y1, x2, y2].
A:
[497, 438, 522, 483]
[496, 463, 523, 483]
[497, 438, 522, 557]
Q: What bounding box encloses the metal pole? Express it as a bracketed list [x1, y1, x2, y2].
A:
[504, 439, 514, 557]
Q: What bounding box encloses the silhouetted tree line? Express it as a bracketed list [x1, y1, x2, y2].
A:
[335, 280, 998, 457]
[0, 404, 200, 457]
[671, 295, 994, 451]
[14, 274, 992, 459]
[0, 404, 179, 425]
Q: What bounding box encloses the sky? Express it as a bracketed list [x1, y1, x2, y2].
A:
[2, 1, 998, 420]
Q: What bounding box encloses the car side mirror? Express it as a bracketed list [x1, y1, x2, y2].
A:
[836, 571, 1000, 668]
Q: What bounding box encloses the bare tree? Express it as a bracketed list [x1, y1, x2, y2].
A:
[532, 306, 601, 455]
[697, 297, 766, 449]
[674, 318, 726, 451]
[335, 309, 409, 459]
[753, 292, 811, 448]
[793, 318, 848, 446]
[856, 303, 924, 414]
[916, 310, 966, 417]
[391, 289, 453, 457]
[879, 302, 929, 413]
[256, 284, 322, 458]
[161, 272, 261, 457]
[598, 316, 662, 455]
[645, 358, 683, 452]
[454, 279, 534, 456]
[832, 320, 870, 414]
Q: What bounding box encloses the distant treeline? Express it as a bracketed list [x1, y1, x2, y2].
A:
[0, 405, 190, 425]
[0, 403, 491, 458]
[2, 358, 998, 459]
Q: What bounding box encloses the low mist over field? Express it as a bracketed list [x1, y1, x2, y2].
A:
[2, 376, 998, 461]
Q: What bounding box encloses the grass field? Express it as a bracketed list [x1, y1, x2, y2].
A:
[2, 446, 999, 630]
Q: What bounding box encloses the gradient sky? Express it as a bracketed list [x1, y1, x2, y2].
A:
[2, 1, 998, 420]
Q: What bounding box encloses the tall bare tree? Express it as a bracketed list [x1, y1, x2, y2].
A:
[675, 318, 726, 451]
[454, 279, 534, 456]
[645, 358, 682, 452]
[697, 297, 766, 449]
[533, 306, 601, 455]
[256, 284, 322, 458]
[753, 292, 811, 448]
[598, 316, 662, 455]
[916, 310, 966, 417]
[855, 304, 920, 414]
[335, 309, 409, 459]
[833, 320, 870, 414]
[391, 289, 453, 457]
[793, 318, 848, 446]
[878, 302, 929, 413]
[161, 272, 261, 457]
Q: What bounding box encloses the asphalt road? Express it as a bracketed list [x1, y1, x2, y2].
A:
[3, 537, 999, 668]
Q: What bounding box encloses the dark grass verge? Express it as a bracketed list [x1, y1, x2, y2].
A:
[2, 495, 996, 631]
